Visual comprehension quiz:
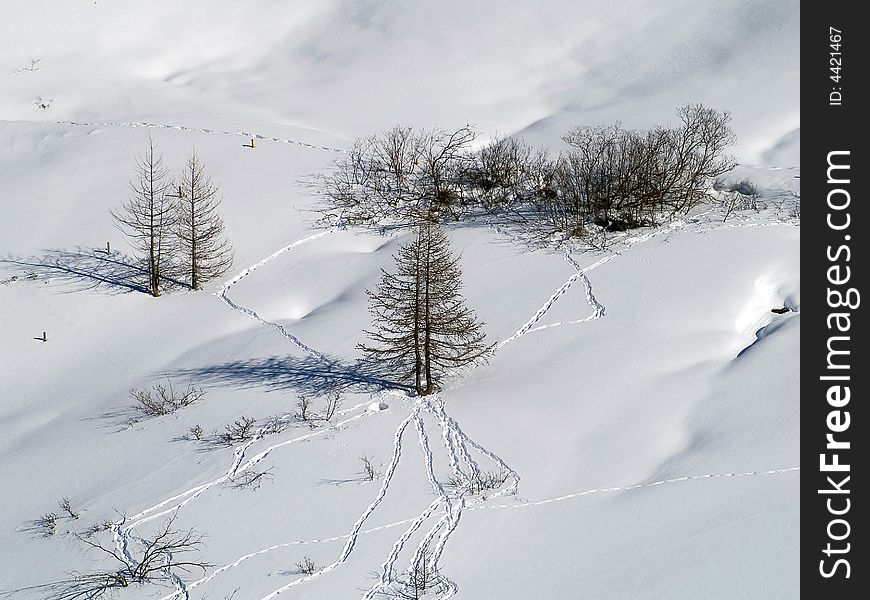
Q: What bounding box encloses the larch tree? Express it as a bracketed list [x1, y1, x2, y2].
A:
[175, 152, 234, 289]
[360, 222, 493, 395]
[111, 136, 175, 296]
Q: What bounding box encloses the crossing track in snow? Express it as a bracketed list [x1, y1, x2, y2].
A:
[127, 195, 800, 598]
[161, 464, 799, 600]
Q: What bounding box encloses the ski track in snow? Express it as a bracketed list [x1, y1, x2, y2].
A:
[35, 119, 349, 153]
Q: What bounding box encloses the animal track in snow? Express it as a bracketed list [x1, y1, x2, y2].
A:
[44, 119, 349, 153]
[216, 230, 335, 361]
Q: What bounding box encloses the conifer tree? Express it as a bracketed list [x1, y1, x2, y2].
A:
[360, 223, 492, 395]
[175, 152, 233, 289]
[111, 137, 174, 296]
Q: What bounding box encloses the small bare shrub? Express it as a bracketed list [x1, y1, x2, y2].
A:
[59, 497, 80, 520]
[25, 516, 210, 599]
[228, 467, 274, 491]
[14, 57, 41, 73]
[35, 512, 59, 537]
[296, 396, 314, 424]
[188, 424, 204, 440]
[296, 556, 318, 575]
[447, 470, 509, 496]
[322, 392, 342, 421]
[81, 519, 113, 538]
[34, 96, 53, 110]
[218, 416, 256, 445]
[131, 379, 205, 418]
[379, 552, 442, 599]
[360, 455, 378, 481]
[261, 415, 290, 435]
[716, 178, 760, 221]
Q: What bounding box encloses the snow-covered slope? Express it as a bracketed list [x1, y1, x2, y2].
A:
[1, 2, 798, 599]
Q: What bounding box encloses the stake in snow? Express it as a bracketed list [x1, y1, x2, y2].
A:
[110, 137, 175, 297]
[176, 152, 234, 289]
[360, 223, 494, 395]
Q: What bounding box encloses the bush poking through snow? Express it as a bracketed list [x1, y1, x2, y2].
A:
[322, 391, 342, 421]
[379, 552, 443, 599]
[218, 416, 256, 445]
[296, 396, 314, 424]
[80, 520, 113, 538]
[26, 515, 209, 599]
[130, 379, 205, 418]
[360, 454, 379, 481]
[34, 512, 59, 537]
[296, 393, 343, 426]
[188, 424, 204, 440]
[447, 470, 509, 496]
[296, 556, 318, 575]
[34, 96, 53, 110]
[59, 497, 80, 520]
[715, 178, 760, 221]
[261, 415, 290, 435]
[228, 466, 274, 491]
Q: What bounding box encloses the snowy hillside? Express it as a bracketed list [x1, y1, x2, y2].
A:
[0, 2, 799, 599]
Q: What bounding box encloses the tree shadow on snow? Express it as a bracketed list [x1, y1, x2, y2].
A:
[175, 354, 410, 397]
[0, 247, 185, 295]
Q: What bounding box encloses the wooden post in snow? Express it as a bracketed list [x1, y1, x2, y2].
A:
[34, 331, 46, 342]
[243, 138, 255, 149]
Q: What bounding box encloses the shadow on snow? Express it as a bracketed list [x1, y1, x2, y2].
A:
[175, 354, 410, 398]
[0, 247, 186, 295]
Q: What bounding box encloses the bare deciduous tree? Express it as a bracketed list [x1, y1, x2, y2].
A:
[360, 223, 493, 395]
[111, 137, 175, 296]
[176, 152, 233, 289]
[321, 125, 477, 226]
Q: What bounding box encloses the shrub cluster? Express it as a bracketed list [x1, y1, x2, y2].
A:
[321, 104, 736, 240]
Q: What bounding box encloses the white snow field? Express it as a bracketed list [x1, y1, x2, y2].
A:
[0, 2, 798, 599]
